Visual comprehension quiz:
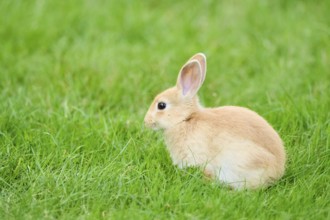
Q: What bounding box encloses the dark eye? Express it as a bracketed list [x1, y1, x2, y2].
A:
[157, 102, 166, 110]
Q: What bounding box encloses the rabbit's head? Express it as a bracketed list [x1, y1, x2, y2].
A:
[144, 53, 207, 130]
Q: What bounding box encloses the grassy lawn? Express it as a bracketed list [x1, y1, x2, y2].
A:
[0, 0, 329, 219]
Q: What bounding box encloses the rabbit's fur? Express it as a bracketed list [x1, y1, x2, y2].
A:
[144, 53, 286, 189]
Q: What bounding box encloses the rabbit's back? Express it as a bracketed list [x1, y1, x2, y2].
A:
[198, 106, 284, 158]
[166, 106, 286, 188]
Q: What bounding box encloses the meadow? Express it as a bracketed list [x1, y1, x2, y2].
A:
[0, 0, 329, 219]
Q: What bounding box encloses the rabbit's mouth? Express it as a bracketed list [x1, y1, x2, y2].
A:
[144, 119, 158, 130]
[149, 122, 161, 131]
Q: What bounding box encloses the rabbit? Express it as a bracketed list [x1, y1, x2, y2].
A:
[144, 53, 286, 189]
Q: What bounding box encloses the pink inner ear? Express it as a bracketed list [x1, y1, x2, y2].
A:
[180, 63, 200, 96]
[181, 72, 192, 95]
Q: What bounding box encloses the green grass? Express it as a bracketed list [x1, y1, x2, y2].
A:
[0, 0, 329, 219]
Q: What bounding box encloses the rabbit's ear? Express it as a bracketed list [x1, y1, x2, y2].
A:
[176, 60, 203, 97]
[188, 53, 207, 84]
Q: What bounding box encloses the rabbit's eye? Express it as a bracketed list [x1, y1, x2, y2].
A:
[157, 102, 166, 110]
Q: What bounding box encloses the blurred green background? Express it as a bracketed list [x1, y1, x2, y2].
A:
[0, 0, 329, 219]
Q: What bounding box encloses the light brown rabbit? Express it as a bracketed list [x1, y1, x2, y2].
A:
[144, 53, 286, 189]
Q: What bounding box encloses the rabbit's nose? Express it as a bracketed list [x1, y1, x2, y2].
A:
[144, 116, 153, 128]
[144, 116, 150, 125]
